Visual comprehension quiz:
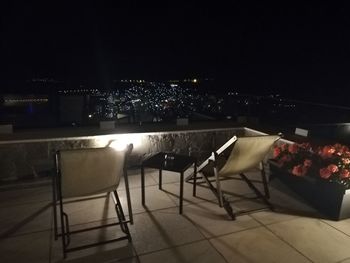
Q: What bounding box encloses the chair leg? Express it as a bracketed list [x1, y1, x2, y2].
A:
[215, 170, 224, 207]
[57, 193, 132, 258]
[57, 171, 69, 259]
[193, 166, 197, 197]
[52, 173, 58, 240]
[123, 169, 133, 224]
[201, 173, 235, 220]
[159, 169, 162, 190]
[59, 200, 68, 258]
[113, 191, 131, 242]
[239, 173, 273, 210]
[261, 167, 270, 199]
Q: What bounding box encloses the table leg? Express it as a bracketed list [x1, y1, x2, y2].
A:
[180, 172, 184, 214]
[193, 161, 197, 197]
[141, 166, 145, 206]
[52, 172, 58, 240]
[159, 169, 162, 190]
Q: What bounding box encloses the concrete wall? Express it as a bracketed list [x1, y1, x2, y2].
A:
[0, 127, 266, 183]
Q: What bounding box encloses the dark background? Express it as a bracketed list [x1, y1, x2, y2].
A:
[1, 2, 350, 104]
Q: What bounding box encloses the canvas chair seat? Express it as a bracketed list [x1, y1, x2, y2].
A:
[52, 145, 133, 258]
[192, 135, 280, 219]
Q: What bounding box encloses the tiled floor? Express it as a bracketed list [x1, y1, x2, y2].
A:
[2, 167, 350, 262]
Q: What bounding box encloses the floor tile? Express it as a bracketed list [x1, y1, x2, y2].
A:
[0, 201, 52, 238]
[150, 170, 181, 184]
[194, 173, 269, 214]
[139, 240, 226, 263]
[161, 182, 216, 207]
[129, 207, 205, 255]
[5, 167, 350, 263]
[119, 170, 158, 190]
[322, 218, 350, 237]
[0, 185, 52, 207]
[116, 257, 140, 263]
[267, 217, 350, 263]
[250, 210, 299, 225]
[210, 226, 311, 263]
[56, 185, 177, 231]
[51, 225, 135, 263]
[229, 195, 270, 214]
[268, 179, 322, 218]
[150, 168, 196, 185]
[193, 173, 254, 196]
[57, 194, 120, 227]
[219, 173, 266, 195]
[184, 201, 260, 238]
[119, 185, 177, 215]
[0, 231, 51, 263]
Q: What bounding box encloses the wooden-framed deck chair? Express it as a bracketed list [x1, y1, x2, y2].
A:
[52, 144, 133, 258]
[193, 135, 280, 219]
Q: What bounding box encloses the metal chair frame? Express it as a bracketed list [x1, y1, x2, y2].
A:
[52, 147, 133, 258]
[191, 135, 279, 219]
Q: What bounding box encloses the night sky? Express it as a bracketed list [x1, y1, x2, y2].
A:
[1, 2, 350, 103]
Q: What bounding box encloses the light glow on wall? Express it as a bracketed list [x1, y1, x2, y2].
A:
[94, 133, 144, 151]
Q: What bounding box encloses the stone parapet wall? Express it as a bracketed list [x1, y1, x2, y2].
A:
[0, 127, 265, 183]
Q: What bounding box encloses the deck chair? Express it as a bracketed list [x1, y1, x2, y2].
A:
[194, 135, 280, 219]
[52, 144, 133, 258]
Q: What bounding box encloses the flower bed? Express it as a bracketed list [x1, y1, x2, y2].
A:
[270, 142, 350, 220]
[273, 142, 350, 188]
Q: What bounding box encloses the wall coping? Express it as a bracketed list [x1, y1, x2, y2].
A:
[0, 122, 266, 145]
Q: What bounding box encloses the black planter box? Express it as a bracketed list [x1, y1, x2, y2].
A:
[269, 160, 350, 220]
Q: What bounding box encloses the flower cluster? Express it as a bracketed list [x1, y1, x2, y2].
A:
[273, 142, 350, 188]
[273, 142, 313, 176]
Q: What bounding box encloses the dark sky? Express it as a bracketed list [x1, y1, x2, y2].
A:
[1, 2, 350, 100]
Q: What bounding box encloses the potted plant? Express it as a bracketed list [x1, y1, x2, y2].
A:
[269, 142, 350, 220]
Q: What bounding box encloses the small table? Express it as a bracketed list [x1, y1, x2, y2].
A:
[141, 152, 197, 214]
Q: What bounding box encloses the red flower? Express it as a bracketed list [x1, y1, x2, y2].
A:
[334, 144, 349, 155]
[320, 168, 332, 179]
[280, 144, 289, 151]
[278, 154, 292, 165]
[299, 143, 312, 150]
[341, 169, 350, 179]
[303, 159, 312, 167]
[292, 164, 308, 176]
[320, 146, 336, 158]
[288, 144, 298, 154]
[342, 158, 350, 165]
[273, 147, 281, 158]
[334, 143, 342, 150]
[327, 164, 339, 173]
[272, 141, 350, 186]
